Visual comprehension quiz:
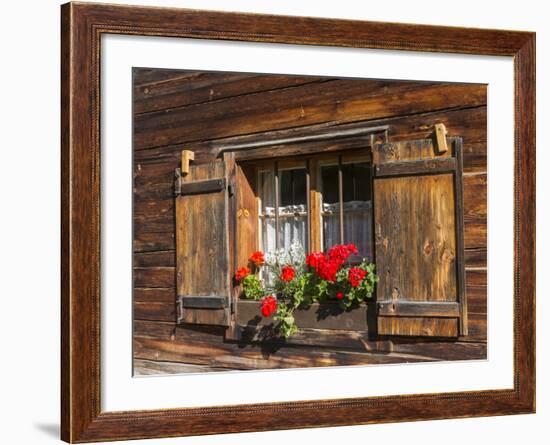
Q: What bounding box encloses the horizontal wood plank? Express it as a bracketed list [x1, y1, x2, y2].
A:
[133, 320, 486, 372]
[134, 358, 227, 375]
[134, 288, 176, 321]
[134, 301, 176, 322]
[134, 267, 175, 288]
[178, 308, 230, 326]
[134, 287, 175, 303]
[134, 71, 329, 114]
[134, 336, 438, 369]
[132, 106, 487, 203]
[134, 250, 175, 267]
[134, 81, 486, 150]
[374, 157, 456, 177]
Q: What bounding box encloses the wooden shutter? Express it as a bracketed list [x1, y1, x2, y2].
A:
[175, 160, 232, 326]
[373, 137, 467, 337]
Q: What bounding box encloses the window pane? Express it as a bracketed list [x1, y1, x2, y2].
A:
[321, 164, 340, 251]
[343, 162, 373, 262]
[278, 168, 308, 253]
[321, 165, 339, 204]
[259, 167, 308, 257]
[321, 161, 373, 262]
[259, 169, 275, 213]
[259, 169, 276, 255]
[350, 162, 372, 202]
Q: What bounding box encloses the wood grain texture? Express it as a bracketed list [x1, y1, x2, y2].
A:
[61, 2, 534, 442]
[134, 359, 227, 375]
[374, 139, 462, 337]
[132, 320, 488, 370]
[375, 172, 458, 303]
[133, 71, 328, 115]
[175, 162, 231, 326]
[134, 81, 486, 150]
[132, 106, 487, 204]
[235, 164, 259, 270]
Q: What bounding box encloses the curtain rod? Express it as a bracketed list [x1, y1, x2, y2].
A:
[216, 124, 390, 153]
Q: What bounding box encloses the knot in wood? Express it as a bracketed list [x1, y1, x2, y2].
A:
[391, 287, 400, 300]
[423, 241, 434, 256]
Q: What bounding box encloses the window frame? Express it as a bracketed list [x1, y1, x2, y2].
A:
[242, 150, 374, 259]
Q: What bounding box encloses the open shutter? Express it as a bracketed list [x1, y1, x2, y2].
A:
[175, 160, 232, 326]
[373, 137, 467, 337]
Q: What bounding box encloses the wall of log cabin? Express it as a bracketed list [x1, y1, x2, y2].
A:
[132, 68, 487, 375]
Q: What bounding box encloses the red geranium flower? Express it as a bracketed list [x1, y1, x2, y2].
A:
[336, 291, 344, 300]
[235, 266, 251, 282]
[280, 265, 296, 282]
[316, 257, 339, 282]
[260, 295, 277, 317]
[249, 251, 265, 266]
[306, 252, 324, 269]
[328, 243, 359, 266]
[348, 267, 367, 287]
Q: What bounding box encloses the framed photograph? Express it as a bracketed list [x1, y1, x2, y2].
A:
[61, 2, 535, 442]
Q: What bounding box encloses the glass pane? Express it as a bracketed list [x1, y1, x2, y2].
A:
[321, 165, 339, 204]
[321, 161, 373, 262]
[259, 167, 308, 258]
[350, 162, 372, 202]
[278, 168, 307, 253]
[259, 169, 275, 214]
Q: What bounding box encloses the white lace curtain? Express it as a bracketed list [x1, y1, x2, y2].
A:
[259, 169, 373, 261]
[322, 201, 373, 261]
[259, 170, 308, 254]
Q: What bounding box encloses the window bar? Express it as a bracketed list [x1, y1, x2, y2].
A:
[351, 164, 357, 201]
[274, 161, 280, 251]
[338, 155, 344, 244]
[306, 160, 311, 252]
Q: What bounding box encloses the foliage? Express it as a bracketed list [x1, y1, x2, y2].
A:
[237, 241, 378, 338]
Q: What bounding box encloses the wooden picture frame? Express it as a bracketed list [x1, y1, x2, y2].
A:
[61, 2, 535, 442]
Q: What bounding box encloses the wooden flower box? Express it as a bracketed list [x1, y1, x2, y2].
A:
[236, 299, 369, 331]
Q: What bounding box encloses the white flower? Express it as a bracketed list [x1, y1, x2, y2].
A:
[264, 251, 277, 268]
[289, 240, 305, 266]
[275, 248, 290, 266]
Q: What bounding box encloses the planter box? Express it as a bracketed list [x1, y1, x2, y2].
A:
[237, 299, 370, 331]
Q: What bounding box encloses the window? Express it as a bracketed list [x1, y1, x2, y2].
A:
[173, 133, 468, 340]
[320, 159, 373, 262]
[253, 155, 374, 263]
[258, 164, 308, 255]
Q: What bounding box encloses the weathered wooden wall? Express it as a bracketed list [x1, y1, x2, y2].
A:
[132, 68, 487, 374]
